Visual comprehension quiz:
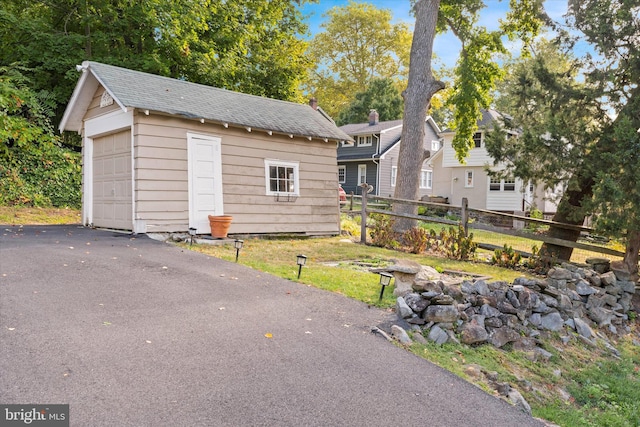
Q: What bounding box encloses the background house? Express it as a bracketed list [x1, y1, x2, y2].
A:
[337, 110, 442, 198]
[430, 109, 558, 215]
[60, 61, 351, 236]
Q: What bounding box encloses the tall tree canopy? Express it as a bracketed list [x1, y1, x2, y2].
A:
[393, 0, 542, 232]
[306, 1, 412, 117]
[0, 0, 312, 123]
[485, 0, 640, 274]
[336, 78, 404, 126]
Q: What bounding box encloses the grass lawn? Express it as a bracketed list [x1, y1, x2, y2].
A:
[4, 206, 639, 426]
[0, 206, 81, 225]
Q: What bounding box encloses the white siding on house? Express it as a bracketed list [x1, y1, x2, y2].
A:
[441, 133, 493, 168]
[486, 179, 525, 211]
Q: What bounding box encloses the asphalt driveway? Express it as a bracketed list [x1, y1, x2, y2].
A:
[0, 225, 545, 426]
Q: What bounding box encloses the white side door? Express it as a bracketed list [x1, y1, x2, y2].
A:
[188, 133, 223, 234]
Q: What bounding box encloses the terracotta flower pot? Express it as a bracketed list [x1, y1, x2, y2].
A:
[208, 215, 233, 239]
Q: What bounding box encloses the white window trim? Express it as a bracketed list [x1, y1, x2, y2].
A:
[431, 140, 440, 151]
[264, 159, 299, 196]
[489, 176, 516, 192]
[465, 170, 474, 188]
[420, 169, 432, 189]
[391, 166, 397, 187]
[338, 165, 346, 183]
[356, 135, 373, 147]
[341, 140, 354, 147]
[358, 164, 367, 185]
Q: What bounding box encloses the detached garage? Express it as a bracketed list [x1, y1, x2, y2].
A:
[60, 61, 350, 236]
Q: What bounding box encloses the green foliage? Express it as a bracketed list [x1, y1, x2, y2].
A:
[336, 78, 403, 126]
[491, 244, 521, 269]
[369, 214, 400, 249]
[340, 213, 361, 238]
[0, 65, 81, 207]
[306, 1, 411, 117]
[439, 225, 476, 260]
[0, 0, 312, 125]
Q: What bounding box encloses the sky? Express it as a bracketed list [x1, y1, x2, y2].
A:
[300, 0, 571, 69]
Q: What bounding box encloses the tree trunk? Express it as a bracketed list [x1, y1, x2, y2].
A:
[540, 174, 594, 262]
[623, 229, 640, 281]
[393, 0, 445, 233]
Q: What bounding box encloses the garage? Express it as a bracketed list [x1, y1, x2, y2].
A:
[92, 130, 132, 230]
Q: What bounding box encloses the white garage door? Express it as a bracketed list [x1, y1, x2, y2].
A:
[93, 130, 132, 230]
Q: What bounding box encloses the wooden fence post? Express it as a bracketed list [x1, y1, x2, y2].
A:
[360, 184, 368, 244]
[461, 197, 469, 237]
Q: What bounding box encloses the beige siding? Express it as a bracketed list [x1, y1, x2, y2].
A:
[85, 87, 121, 121]
[133, 112, 340, 234]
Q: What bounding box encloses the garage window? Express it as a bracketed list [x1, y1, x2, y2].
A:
[265, 159, 299, 196]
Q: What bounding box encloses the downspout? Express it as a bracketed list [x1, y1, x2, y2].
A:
[372, 133, 380, 195]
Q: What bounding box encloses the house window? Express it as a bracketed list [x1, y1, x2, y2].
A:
[489, 177, 502, 191]
[489, 176, 516, 192]
[265, 159, 299, 196]
[391, 166, 397, 187]
[341, 140, 354, 147]
[473, 132, 483, 148]
[504, 177, 516, 191]
[338, 165, 346, 183]
[356, 135, 373, 147]
[465, 170, 474, 188]
[431, 140, 440, 151]
[358, 164, 367, 185]
[420, 170, 433, 189]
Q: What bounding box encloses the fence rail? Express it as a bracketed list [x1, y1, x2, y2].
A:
[344, 190, 625, 263]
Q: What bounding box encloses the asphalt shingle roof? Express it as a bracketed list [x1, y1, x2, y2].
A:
[82, 61, 350, 142]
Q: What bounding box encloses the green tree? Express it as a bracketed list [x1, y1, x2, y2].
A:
[486, 1, 640, 274]
[306, 1, 412, 117]
[336, 78, 403, 126]
[392, 0, 542, 232]
[0, 0, 312, 121]
[0, 65, 81, 207]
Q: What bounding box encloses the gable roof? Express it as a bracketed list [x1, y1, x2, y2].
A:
[338, 116, 441, 161]
[59, 61, 351, 142]
[339, 119, 403, 136]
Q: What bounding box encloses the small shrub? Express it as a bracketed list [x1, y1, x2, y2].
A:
[369, 214, 399, 249]
[439, 225, 477, 260]
[340, 214, 360, 238]
[491, 244, 522, 268]
[403, 226, 436, 254]
[526, 208, 545, 232]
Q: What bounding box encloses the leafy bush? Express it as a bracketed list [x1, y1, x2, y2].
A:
[0, 65, 81, 208]
[402, 226, 435, 254]
[526, 208, 545, 232]
[340, 214, 360, 238]
[369, 214, 399, 249]
[439, 225, 476, 260]
[491, 244, 522, 268]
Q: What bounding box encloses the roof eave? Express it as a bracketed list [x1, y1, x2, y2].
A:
[59, 62, 128, 133]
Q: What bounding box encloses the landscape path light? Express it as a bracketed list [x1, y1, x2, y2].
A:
[188, 227, 197, 246]
[378, 272, 393, 301]
[234, 239, 244, 262]
[296, 254, 307, 279]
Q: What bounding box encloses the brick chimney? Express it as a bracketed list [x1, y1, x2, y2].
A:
[369, 109, 379, 125]
[309, 97, 318, 110]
